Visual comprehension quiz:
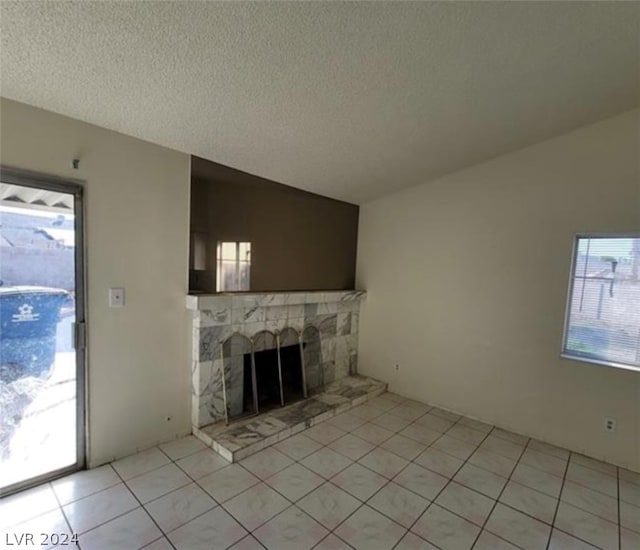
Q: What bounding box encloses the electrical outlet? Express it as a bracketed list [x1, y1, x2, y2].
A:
[603, 417, 616, 433]
[394, 364, 400, 371]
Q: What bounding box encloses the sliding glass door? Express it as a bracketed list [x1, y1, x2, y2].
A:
[0, 167, 85, 496]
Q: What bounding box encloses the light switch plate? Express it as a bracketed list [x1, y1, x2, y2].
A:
[109, 287, 125, 307]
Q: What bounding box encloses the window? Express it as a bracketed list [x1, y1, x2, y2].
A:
[562, 235, 640, 371]
[216, 241, 251, 292]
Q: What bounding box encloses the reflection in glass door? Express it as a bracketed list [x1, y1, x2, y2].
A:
[0, 168, 85, 496]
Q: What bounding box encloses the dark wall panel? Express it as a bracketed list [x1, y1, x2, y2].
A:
[189, 157, 359, 292]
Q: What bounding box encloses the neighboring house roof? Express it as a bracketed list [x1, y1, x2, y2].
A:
[0, 227, 70, 249]
[0, 183, 73, 214]
[0, 204, 75, 248]
[37, 228, 74, 247]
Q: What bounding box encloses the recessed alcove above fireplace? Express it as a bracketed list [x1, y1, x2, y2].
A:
[186, 290, 366, 430]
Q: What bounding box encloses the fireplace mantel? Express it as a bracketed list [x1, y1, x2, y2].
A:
[186, 290, 366, 311]
[187, 289, 366, 429]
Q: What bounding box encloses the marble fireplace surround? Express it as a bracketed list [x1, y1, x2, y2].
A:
[186, 290, 366, 430]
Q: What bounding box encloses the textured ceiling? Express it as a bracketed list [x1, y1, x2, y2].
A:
[1, 2, 639, 204]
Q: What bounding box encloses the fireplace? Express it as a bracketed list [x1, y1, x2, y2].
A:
[187, 290, 366, 428]
[221, 328, 315, 423]
[246, 342, 305, 412]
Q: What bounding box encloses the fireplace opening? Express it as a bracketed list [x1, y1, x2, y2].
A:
[242, 343, 305, 413]
[279, 343, 305, 404]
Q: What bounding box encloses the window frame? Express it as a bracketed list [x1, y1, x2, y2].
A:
[561, 232, 640, 373]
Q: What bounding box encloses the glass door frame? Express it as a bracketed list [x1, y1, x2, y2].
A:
[0, 166, 87, 497]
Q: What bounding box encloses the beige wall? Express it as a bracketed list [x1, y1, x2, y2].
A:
[1, 99, 192, 467]
[357, 109, 640, 471]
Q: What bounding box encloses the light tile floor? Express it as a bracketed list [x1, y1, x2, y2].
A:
[1, 392, 639, 550]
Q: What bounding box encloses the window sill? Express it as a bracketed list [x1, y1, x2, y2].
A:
[560, 353, 640, 373]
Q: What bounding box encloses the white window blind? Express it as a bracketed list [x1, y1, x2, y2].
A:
[562, 235, 640, 371]
[216, 241, 251, 292]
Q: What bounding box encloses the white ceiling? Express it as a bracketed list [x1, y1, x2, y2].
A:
[1, 2, 638, 204]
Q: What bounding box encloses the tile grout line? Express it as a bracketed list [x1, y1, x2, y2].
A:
[430, 421, 574, 547]
[56, 459, 161, 508]
[468, 445, 608, 550]
[137, 445, 269, 549]
[232, 397, 425, 548]
[113, 448, 179, 550]
[310, 530, 356, 550]
[321, 407, 438, 548]
[618, 466, 622, 550]
[207, 444, 356, 547]
[289, 413, 417, 548]
[48, 471, 164, 549]
[569, 458, 623, 549]
[547, 451, 604, 550]
[421, 416, 543, 549]
[231, 461, 348, 548]
[48, 480, 83, 550]
[391, 414, 517, 549]
[467, 439, 608, 550]
[473, 438, 540, 548]
[515, 454, 622, 525]
[60, 471, 176, 550]
[169, 424, 357, 545]
[0, 470, 119, 533]
[322, 401, 538, 549]
[237, 430, 372, 548]
[466, 428, 529, 550]
[170, 460, 257, 544]
[391, 415, 497, 549]
[157, 445, 233, 547]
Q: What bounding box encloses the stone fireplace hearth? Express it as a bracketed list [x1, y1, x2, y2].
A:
[187, 290, 366, 429]
[196, 374, 387, 462]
